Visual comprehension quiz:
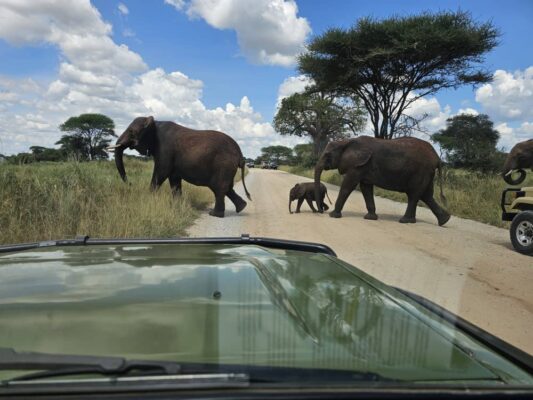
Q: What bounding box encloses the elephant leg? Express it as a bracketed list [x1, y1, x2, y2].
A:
[150, 169, 167, 192]
[330, 174, 358, 218]
[209, 190, 225, 218]
[321, 195, 329, 211]
[421, 186, 451, 226]
[305, 194, 317, 212]
[295, 198, 304, 213]
[360, 183, 378, 220]
[400, 194, 419, 223]
[227, 188, 247, 213]
[168, 175, 182, 197]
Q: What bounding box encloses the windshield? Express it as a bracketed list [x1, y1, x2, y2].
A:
[0, 0, 531, 393]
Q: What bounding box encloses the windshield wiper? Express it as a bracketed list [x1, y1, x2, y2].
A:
[1, 348, 393, 386]
[0, 348, 181, 382]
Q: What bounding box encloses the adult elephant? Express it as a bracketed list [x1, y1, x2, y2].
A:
[314, 136, 450, 226]
[107, 116, 251, 218]
[502, 139, 533, 185]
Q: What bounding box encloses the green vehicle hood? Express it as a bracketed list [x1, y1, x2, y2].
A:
[0, 243, 530, 384]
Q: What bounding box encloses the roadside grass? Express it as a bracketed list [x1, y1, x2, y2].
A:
[0, 160, 222, 245]
[279, 165, 533, 228]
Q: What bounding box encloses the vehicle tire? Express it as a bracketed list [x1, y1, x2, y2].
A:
[510, 211, 533, 256]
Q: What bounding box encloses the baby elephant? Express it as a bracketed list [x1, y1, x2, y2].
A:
[289, 182, 332, 214]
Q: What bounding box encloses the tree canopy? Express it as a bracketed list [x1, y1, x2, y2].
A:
[257, 145, 294, 165]
[299, 11, 499, 139]
[292, 143, 315, 168]
[274, 89, 365, 157]
[58, 113, 115, 160]
[432, 113, 504, 172]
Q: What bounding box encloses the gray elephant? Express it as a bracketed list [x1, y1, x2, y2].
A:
[107, 116, 251, 218]
[502, 139, 533, 185]
[314, 136, 450, 226]
[289, 182, 332, 214]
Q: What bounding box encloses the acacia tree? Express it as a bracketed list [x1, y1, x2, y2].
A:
[259, 145, 294, 164]
[432, 113, 504, 172]
[59, 113, 115, 160]
[273, 89, 365, 158]
[299, 11, 499, 139]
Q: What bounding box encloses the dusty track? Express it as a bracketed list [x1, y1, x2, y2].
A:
[188, 168, 533, 354]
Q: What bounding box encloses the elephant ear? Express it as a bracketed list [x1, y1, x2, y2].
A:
[144, 116, 155, 129]
[137, 116, 156, 155]
[351, 149, 372, 167]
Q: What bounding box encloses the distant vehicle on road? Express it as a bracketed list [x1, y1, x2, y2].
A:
[261, 162, 278, 170]
[246, 162, 255, 168]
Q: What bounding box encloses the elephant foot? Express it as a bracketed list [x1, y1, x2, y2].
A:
[438, 212, 451, 226]
[329, 211, 342, 218]
[209, 209, 225, 218]
[235, 200, 247, 213]
[364, 212, 378, 220]
[295, 210, 300, 213]
[399, 216, 416, 224]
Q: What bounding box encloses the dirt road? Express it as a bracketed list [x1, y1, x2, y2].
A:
[188, 168, 533, 354]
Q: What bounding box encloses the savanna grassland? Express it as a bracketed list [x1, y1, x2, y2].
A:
[280, 165, 533, 228]
[0, 159, 218, 245]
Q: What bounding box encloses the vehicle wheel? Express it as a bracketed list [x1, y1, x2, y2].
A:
[510, 211, 533, 256]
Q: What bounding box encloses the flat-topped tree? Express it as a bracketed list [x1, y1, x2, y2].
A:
[299, 11, 499, 139]
[59, 113, 115, 160]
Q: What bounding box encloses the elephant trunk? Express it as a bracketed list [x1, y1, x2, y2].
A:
[114, 145, 128, 183]
[502, 157, 526, 185]
[314, 162, 324, 213]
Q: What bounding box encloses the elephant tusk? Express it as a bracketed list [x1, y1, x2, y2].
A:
[504, 169, 515, 177]
[106, 144, 120, 152]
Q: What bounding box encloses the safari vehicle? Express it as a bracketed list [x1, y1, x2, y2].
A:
[0, 235, 532, 399]
[501, 185, 533, 255]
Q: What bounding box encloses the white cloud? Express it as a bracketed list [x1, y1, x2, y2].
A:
[403, 95, 451, 134]
[495, 122, 533, 151]
[475, 67, 533, 121]
[171, 0, 311, 66]
[518, 121, 533, 136]
[118, 2, 129, 15]
[276, 75, 313, 106]
[457, 107, 479, 116]
[0, 1, 292, 158]
[164, 0, 186, 10]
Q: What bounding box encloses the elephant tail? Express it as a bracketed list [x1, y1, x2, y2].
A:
[325, 189, 332, 205]
[240, 158, 252, 201]
[437, 163, 448, 208]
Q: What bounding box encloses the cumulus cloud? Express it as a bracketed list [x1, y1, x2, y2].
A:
[169, 0, 311, 66]
[0, 0, 292, 157]
[276, 75, 313, 107]
[475, 67, 533, 121]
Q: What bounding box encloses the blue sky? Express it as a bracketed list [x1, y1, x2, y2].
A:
[0, 0, 532, 157]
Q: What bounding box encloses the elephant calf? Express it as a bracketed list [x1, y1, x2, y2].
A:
[289, 182, 332, 214]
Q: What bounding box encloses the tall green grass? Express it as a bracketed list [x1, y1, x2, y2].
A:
[0, 160, 214, 245]
[280, 165, 533, 228]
